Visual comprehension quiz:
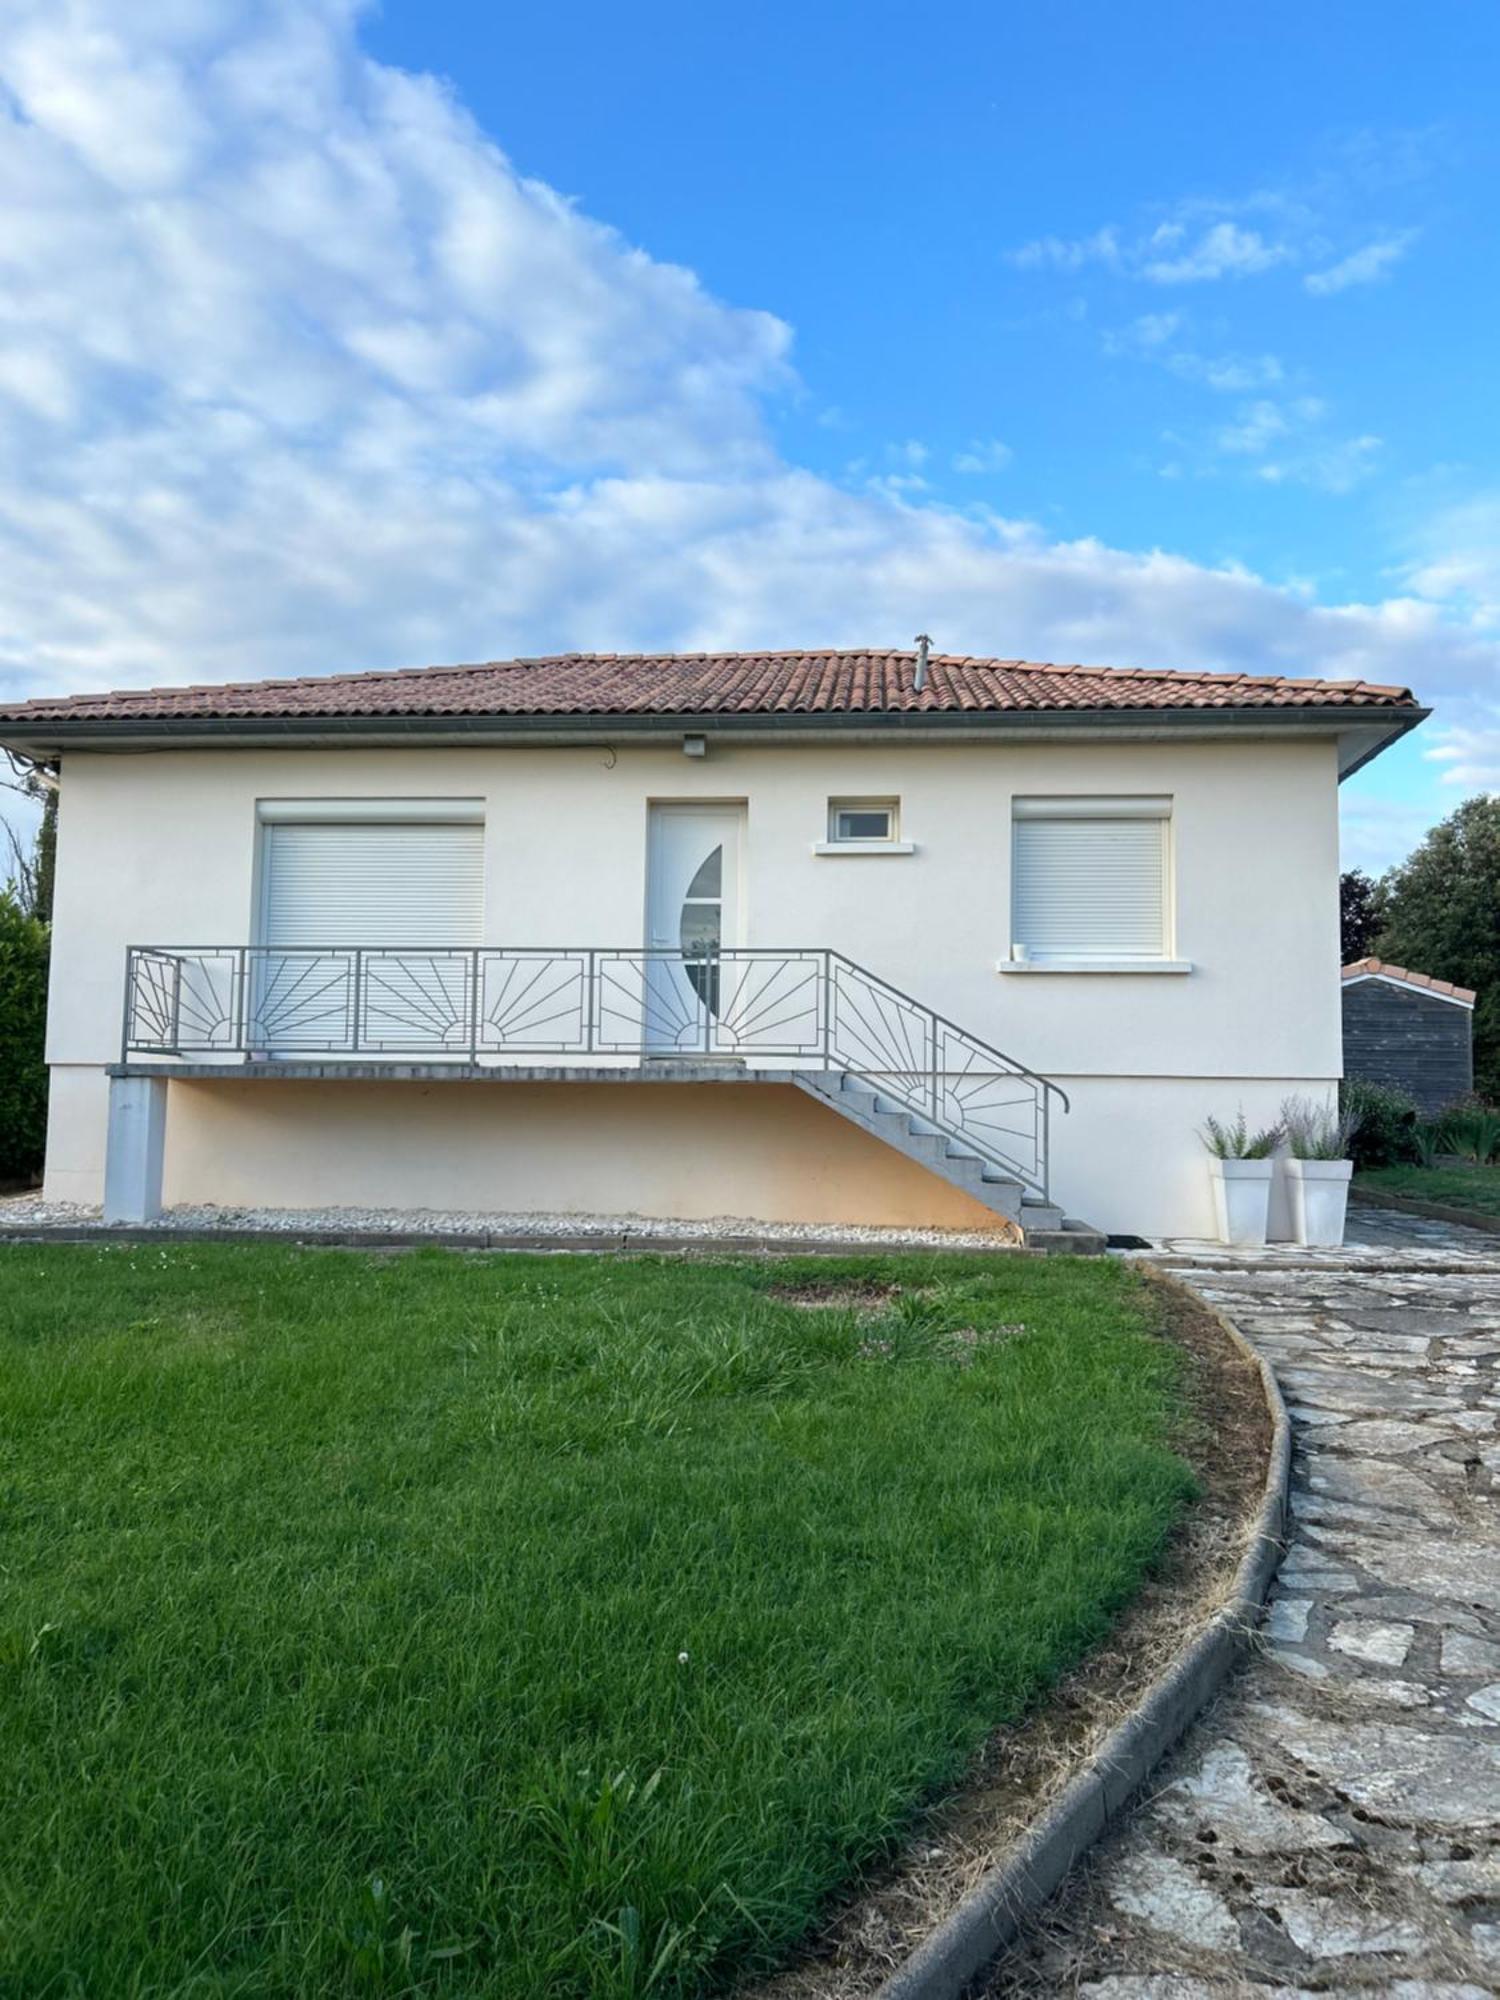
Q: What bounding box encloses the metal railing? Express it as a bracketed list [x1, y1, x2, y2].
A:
[121, 944, 1067, 1197]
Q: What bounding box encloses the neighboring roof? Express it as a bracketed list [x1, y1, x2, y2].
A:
[0, 649, 1420, 725]
[1342, 958, 1476, 1007]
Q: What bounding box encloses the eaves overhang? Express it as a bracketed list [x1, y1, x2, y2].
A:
[0, 701, 1429, 778]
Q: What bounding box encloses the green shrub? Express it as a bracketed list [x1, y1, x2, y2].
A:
[1340, 1079, 1418, 1169]
[1199, 1110, 1281, 1158]
[1412, 1122, 1447, 1167]
[0, 891, 48, 1182]
[1439, 1101, 1500, 1165]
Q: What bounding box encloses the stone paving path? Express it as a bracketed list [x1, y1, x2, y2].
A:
[984, 1214, 1500, 1999]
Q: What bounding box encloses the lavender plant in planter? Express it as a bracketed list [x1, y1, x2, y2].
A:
[1280, 1096, 1361, 1248]
[1200, 1112, 1282, 1246]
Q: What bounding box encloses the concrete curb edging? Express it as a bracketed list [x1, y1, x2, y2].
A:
[871, 1268, 1293, 2000]
[1349, 1184, 1500, 1237]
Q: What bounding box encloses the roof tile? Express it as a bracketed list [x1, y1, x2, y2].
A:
[0, 649, 1423, 728]
[1342, 958, 1476, 1004]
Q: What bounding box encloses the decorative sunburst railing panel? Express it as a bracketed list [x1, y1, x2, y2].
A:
[122, 945, 1065, 1197]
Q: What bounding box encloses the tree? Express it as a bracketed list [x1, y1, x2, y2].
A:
[1340, 868, 1386, 963]
[2, 754, 56, 923]
[0, 889, 48, 1183]
[1374, 795, 1500, 1098]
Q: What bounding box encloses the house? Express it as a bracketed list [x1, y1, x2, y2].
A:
[1342, 957, 1474, 1117]
[0, 649, 1425, 1241]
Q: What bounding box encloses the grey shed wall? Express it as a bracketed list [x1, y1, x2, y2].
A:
[1342, 979, 1473, 1116]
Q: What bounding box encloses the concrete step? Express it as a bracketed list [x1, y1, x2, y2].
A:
[1021, 1217, 1109, 1256]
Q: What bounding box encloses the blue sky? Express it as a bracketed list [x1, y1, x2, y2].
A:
[2, 0, 1499, 868]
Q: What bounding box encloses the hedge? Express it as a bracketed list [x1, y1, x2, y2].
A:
[0, 891, 48, 1182]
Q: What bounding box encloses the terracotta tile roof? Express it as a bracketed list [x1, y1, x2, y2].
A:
[1342, 958, 1476, 1005]
[0, 650, 1421, 726]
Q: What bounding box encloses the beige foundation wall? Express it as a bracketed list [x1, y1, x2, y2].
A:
[49, 1062, 1331, 1238]
[159, 1079, 1007, 1231]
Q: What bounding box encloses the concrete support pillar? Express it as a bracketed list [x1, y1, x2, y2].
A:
[103, 1076, 168, 1224]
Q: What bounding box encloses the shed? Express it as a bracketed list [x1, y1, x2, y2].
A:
[1341, 958, 1475, 1116]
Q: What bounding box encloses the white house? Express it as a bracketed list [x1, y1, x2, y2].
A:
[0, 648, 1425, 1241]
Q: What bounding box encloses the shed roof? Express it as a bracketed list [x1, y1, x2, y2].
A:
[1341, 958, 1476, 1007]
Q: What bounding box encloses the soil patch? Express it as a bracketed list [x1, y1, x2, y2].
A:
[773, 1281, 925, 1313]
[749, 1265, 1272, 2000]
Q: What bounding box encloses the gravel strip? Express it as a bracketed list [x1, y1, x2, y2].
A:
[0, 1195, 1020, 1251]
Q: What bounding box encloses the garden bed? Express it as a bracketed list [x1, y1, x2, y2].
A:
[1355, 1162, 1500, 1227]
[1, 1244, 1201, 1998]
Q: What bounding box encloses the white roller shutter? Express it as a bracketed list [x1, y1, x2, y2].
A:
[1012, 814, 1167, 961]
[261, 822, 483, 946]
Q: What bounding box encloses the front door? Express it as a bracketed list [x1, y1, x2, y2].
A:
[644, 805, 743, 1053]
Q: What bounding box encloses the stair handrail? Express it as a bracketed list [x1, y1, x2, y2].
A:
[820, 949, 1066, 1201]
[824, 950, 1070, 1109]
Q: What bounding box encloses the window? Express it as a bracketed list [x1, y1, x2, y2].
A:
[1010, 797, 1172, 964]
[828, 798, 898, 843]
[258, 804, 484, 947]
[252, 801, 486, 1050]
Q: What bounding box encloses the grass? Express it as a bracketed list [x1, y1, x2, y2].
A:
[1357, 1160, 1500, 1219]
[0, 1245, 1195, 1999]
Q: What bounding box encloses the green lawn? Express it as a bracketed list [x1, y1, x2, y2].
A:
[0, 1245, 1195, 1999]
[1358, 1162, 1500, 1218]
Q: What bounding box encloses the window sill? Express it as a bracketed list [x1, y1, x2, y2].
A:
[996, 958, 1193, 975]
[811, 840, 916, 856]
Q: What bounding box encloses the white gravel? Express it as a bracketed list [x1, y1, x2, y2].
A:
[0, 1193, 1021, 1250]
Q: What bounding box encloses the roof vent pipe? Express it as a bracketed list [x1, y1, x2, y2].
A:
[913, 633, 932, 692]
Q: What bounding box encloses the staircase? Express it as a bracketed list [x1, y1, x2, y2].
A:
[794, 1070, 1106, 1252]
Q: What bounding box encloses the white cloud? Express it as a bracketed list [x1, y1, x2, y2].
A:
[1009, 227, 1122, 273]
[1124, 311, 1182, 347]
[1195, 397, 1379, 493]
[1168, 351, 1284, 393]
[1216, 400, 1295, 456]
[1423, 718, 1500, 788]
[952, 438, 1012, 474]
[1402, 492, 1500, 627]
[0, 0, 1490, 740]
[1015, 215, 1296, 286]
[1256, 432, 1382, 494]
[1338, 788, 1445, 873]
[1016, 192, 1420, 300]
[1305, 231, 1416, 295]
[1104, 316, 1282, 392]
[1142, 221, 1293, 284]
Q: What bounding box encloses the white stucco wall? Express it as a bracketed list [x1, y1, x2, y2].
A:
[41, 733, 1343, 1235]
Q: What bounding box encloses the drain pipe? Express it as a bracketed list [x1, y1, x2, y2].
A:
[913, 633, 932, 692]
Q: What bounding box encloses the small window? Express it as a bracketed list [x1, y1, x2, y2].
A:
[829, 799, 898, 843]
[1011, 797, 1170, 962]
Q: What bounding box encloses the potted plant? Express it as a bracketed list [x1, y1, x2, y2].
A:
[1281, 1095, 1361, 1248]
[1200, 1112, 1282, 1246]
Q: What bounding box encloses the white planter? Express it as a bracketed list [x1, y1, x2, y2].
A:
[1284, 1157, 1354, 1248]
[1208, 1157, 1275, 1246]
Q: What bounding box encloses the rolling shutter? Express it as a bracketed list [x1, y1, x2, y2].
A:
[1012, 808, 1167, 960]
[261, 822, 483, 946]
